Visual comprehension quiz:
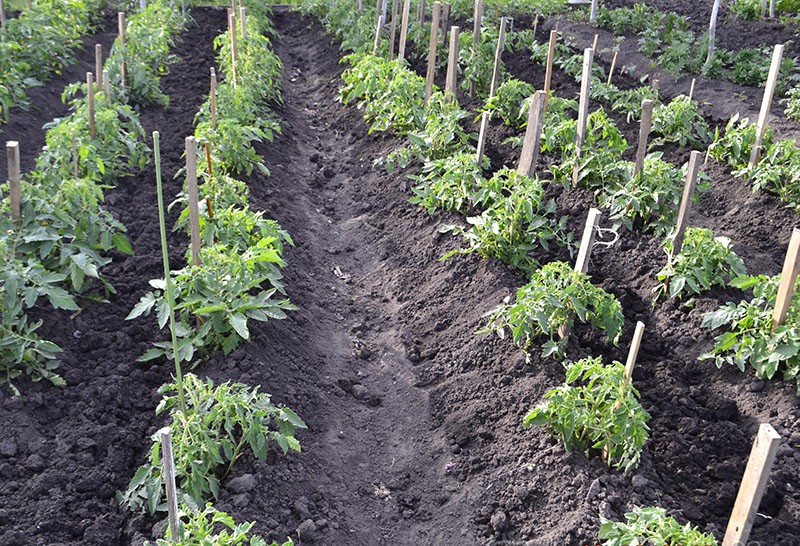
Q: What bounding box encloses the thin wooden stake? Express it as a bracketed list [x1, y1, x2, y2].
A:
[572, 47, 594, 186]
[517, 91, 546, 177]
[424, 2, 441, 102]
[574, 208, 601, 274]
[159, 428, 181, 542]
[770, 0, 775, 18]
[761, 0, 768, 18]
[95, 45, 103, 92]
[444, 26, 459, 102]
[607, 50, 618, 84]
[488, 18, 507, 99]
[204, 142, 213, 180]
[357, 0, 363, 9]
[239, 6, 246, 40]
[186, 137, 201, 267]
[476, 111, 490, 163]
[71, 129, 79, 177]
[87, 73, 96, 138]
[543, 29, 557, 113]
[706, 0, 720, 69]
[103, 70, 110, 101]
[772, 228, 800, 328]
[441, 2, 450, 48]
[1, 0, 6, 30]
[624, 321, 645, 381]
[689, 77, 696, 101]
[397, 0, 411, 60]
[118, 13, 127, 90]
[469, 0, 483, 97]
[374, 0, 382, 28]
[6, 141, 20, 222]
[229, 9, 238, 87]
[722, 424, 781, 546]
[670, 151, 702, 256]
[749, 44, 784, 168]
[634, 99, 654, 178]
[388, 0, 399, 59]
[590, 0, 599, 23]
[210, 68, 217, 130]
[591, 33, 599, 52]
[418, 0, 426, 25]
[373, 14, 385, 54]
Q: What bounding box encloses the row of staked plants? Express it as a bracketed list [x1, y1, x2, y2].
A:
[0, 0, 104, 123]
[0, 0, 189, 394]
[121, 5, 300, 544]
[300, 1, 756, 543]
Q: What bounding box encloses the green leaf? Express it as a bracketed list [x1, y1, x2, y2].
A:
[230, 313, 250, 340]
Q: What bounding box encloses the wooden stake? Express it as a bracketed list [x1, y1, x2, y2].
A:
[374, 0, 382, 28]
[159, 428, 181, 542]
[607, 50, 618, 85]
[118, 13, 127, 90]
[476, 111, 490, 163]
[591, 33, 599, 52]
[444, 26, 459, 102]
[488, 18, 507, 99]
[543, 29, 557, 113]
[95, 45, 103, 92]
[357, 0, 363, 9]
[240, 6, 246, 40]
[0, 0, 6, 30]
[572, 47, 594, 186]
[389, 0, 399, 59]
[71, 129, 79, 177]
[761, 0, 768, 18]
[6, 141, 20, 222]
[624, 321, 645, 381]
[670, 151, 702, 256]
[204, 142, 213, 180]
[749, 44, 784, 168]
[634, 99, 654, 178]
[229, 9, 238, 87]
[424, 2, 441, 102]
[689, 77, 696, 101]
[574, 208, 601, 274]
[772, 228, 800, 328]
[373, 14, 385, 54]
[722, 424, 781, 546]
[397, 0, 411, 61]
[210, 68, 217, 130]
[418, 0, 426, 25]
[469, 0, 483, 97]
[590, 0, 598, 23]
[186, 137, 201, 267]
[651, 78, 660, 91]
[87, 73, 96, 138]
[517, 91, 546, 177]
[441, 2, 450, 48]
[706, 0, 720, 69]
[770, 0, 775, 18]
[103, 70, 110, 101]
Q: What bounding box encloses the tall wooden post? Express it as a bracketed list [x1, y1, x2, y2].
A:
[441, 2, 450, 48]
[229, 9, 238, 87]
[444, 26, 459, 102]
[87, 73, 96, 138]
[240, 6, 246, 40]
[590, 0, 599, 22]
[543, 30, 557, 113]
[749, 44, 784, 168]
[425, 2, 441, 102]
[670, 151, 702, 256]
[634, 99, 654, 177]
[517, 91, 546, 177]
[1, 0, 6, 30]
[397, 0, 411, 60]
[489, 18, 507, 98]
[6, 142, 20, 222]
[186, 137, 201, 267]
[572, 47, 594, 186]
[389, 0, 399, 59]
[469, 0, 483, 97]
[118, 13, 127, 90]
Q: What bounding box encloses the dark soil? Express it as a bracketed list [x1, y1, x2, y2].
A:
[0, 5, 799, 546]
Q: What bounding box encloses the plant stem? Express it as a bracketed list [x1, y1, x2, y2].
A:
[153, 131, 187, 416]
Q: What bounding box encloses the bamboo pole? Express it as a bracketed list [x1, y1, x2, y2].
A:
[722, 424, 781, 546]
[634, 99, 654, 177]
[670, 151, 702, 256]
[397, 0, 411, 60]
[749, 44, 784, 168]
[118, 13, 127, 90]
[517, 91, 546, 177]
[444, 26, 459, 102]
[772, 228, 800, 328]
[159, 428, 181, 542]
[424, 2, 441, 102]
[186, 137, 201, 267]
[543, 30, 557, 113]
[469, 0, 483, 97]
[6, 142, 20, 222]
[572, 47, 594, 186]
[210, 68, 217, 130]
[87, 73, 96, 138]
